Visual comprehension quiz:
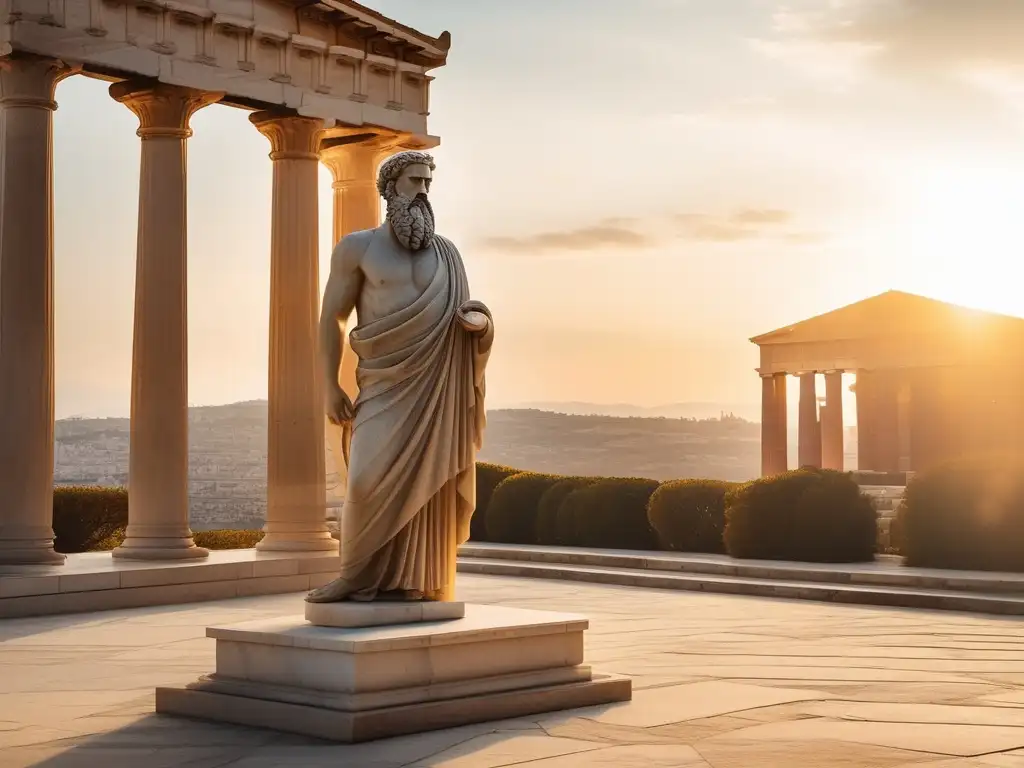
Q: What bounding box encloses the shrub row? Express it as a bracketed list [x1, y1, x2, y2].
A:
[73, 455, 1024, 573]
[473, 462, 877, 562]
[896, 456, 1024, 572]
[52, 486, 265, 553]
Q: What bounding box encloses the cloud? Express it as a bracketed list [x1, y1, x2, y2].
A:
[731, 208, 792, 225]
[675, 210, 818, 244]
[481, 210, 823, 253]
[756, 1, 1024, 84]
[480, 220, 654, 253]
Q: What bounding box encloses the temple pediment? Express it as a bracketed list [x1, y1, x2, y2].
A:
[751, 290, 1024, 347]
[2, 0, 448, 137]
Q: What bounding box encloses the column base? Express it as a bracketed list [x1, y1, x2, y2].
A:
[0, 546, 66, 566]
[112, 538, 209, 561]
[256, 530, 338, 552]
[0, 525, 67, 565]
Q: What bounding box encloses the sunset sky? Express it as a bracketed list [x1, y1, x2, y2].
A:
[51, 0, 1024, 419]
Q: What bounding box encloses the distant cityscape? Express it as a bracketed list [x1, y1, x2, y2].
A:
[54, 401, 858, 530]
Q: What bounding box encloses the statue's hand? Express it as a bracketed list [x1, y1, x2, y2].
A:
[457, 300, 491, 334]
[326, 386, 354, 425]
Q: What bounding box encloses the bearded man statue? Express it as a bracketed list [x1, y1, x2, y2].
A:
[307, 150, 493, 603]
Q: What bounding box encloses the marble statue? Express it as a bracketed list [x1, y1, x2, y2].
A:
[307, 150, 493, 603]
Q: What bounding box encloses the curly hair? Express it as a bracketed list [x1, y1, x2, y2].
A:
[377, 150, 436, 200]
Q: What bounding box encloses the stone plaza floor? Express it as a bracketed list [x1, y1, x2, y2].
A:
[4, 575, 1024, 767]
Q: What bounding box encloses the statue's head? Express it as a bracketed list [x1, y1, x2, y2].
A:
[378, 150, 436, 252]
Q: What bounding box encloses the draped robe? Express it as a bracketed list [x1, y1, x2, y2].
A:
[307, 234, 492, 603]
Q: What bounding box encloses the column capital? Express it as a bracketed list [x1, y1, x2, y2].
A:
[0, 54, 79, 110]
[250, 111, 324, 161]
[319, 136, 403, 188]
[110, 81, 222, 139]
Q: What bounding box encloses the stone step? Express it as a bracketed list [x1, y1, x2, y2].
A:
[457, 557, 1024, 616]
[156, 603, 631, 742]
[458, 544, 1024, 596]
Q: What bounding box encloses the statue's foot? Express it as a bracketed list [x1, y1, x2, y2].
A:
[306, 577, 360, 603]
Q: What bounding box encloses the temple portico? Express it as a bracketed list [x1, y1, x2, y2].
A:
[0, 0, 449, 566]
[753, 290, 1024, 478]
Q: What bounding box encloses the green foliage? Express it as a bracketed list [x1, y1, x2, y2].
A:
[193, 529, 264, 549]
[535, 477, 599, 545]
[899, 457, 1024, 571]
[559, 477, 661, 550]
[724, 468, 877, 562]
[471, 462, 522, 541]
[485, 472, 561, 544]
[647, 479, 738, 553]
[52, 486, 129, 554]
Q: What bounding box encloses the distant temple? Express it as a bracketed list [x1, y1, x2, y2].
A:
[751, 290, 1024, 477]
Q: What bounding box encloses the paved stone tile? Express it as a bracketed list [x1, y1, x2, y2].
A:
[694, 738, 934, 768]
[543, 681, 825, 728]
[4, 575, 1024, 766]
[407, 733, 602, 767]
[799, 701, 1024, 727]
[527, 744, 709, 766]
[705, 719, 1024, 756]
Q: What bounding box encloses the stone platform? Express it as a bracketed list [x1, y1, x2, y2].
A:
[156, 602, 631, 742]
[0, 548, 342, 618]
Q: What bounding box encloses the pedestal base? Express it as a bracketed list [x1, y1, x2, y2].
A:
[156, 603, 631, 743]
[304, 599, 466, 627]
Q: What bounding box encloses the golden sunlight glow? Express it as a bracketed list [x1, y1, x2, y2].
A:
[907, 164, 1024, 319]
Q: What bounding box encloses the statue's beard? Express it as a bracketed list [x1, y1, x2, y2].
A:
[386, 192, 435, 252]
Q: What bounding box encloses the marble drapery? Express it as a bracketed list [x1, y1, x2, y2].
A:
[307, 234, 492, 602]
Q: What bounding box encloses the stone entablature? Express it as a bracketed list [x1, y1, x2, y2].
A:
[2, 0, 448, 135]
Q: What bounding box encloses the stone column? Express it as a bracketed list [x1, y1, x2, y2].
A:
[773, 373, 788, 473]
[0, 55, 74, 565]
[854, 370, 874, 471]
[760, 373, 789, 476]
[798, 372, 822, 469]
[110, 82, 221, 560]
[760, 374, 776, 477]
[319, 137, 398, 401]
[821, 371, 844, 470]
[251, 112, 335, 551]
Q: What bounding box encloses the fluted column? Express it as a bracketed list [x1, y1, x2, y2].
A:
[798, 372, 822, 469]
[252, 112, 335, 551]
[0, 55, 75, 565]
[110, 81, 221, 560]
[822, 371, 844, 470]
[319, 137, 399, 402]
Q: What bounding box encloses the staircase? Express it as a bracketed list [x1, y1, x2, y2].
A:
[457, 543, 1024, 616]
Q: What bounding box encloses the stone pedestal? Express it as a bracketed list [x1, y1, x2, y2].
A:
[156, 603, 631, 743]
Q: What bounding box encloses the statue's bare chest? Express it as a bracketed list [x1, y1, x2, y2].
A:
[359, 238, 438, 317]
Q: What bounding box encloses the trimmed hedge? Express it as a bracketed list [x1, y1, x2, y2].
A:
[90, 527, 265, 551]
[485, 472, 561, 544]
[648, 479, 737, 553]
[724, 468, 877, 562]
[194, 529, 264, 549]
[899, 457, 1024, 571]
[535, 477, 598, 545]
[472, 462, 522, 541]
[53, 486, 129, 553]
[559, 477, 660, 550]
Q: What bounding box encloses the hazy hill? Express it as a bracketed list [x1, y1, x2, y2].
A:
[478, 408, 759, 481]
[54, 401, 764, 527]
[506, 401, 761, 423]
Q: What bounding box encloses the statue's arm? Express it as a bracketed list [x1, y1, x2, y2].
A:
[319, 233, 368, 398]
